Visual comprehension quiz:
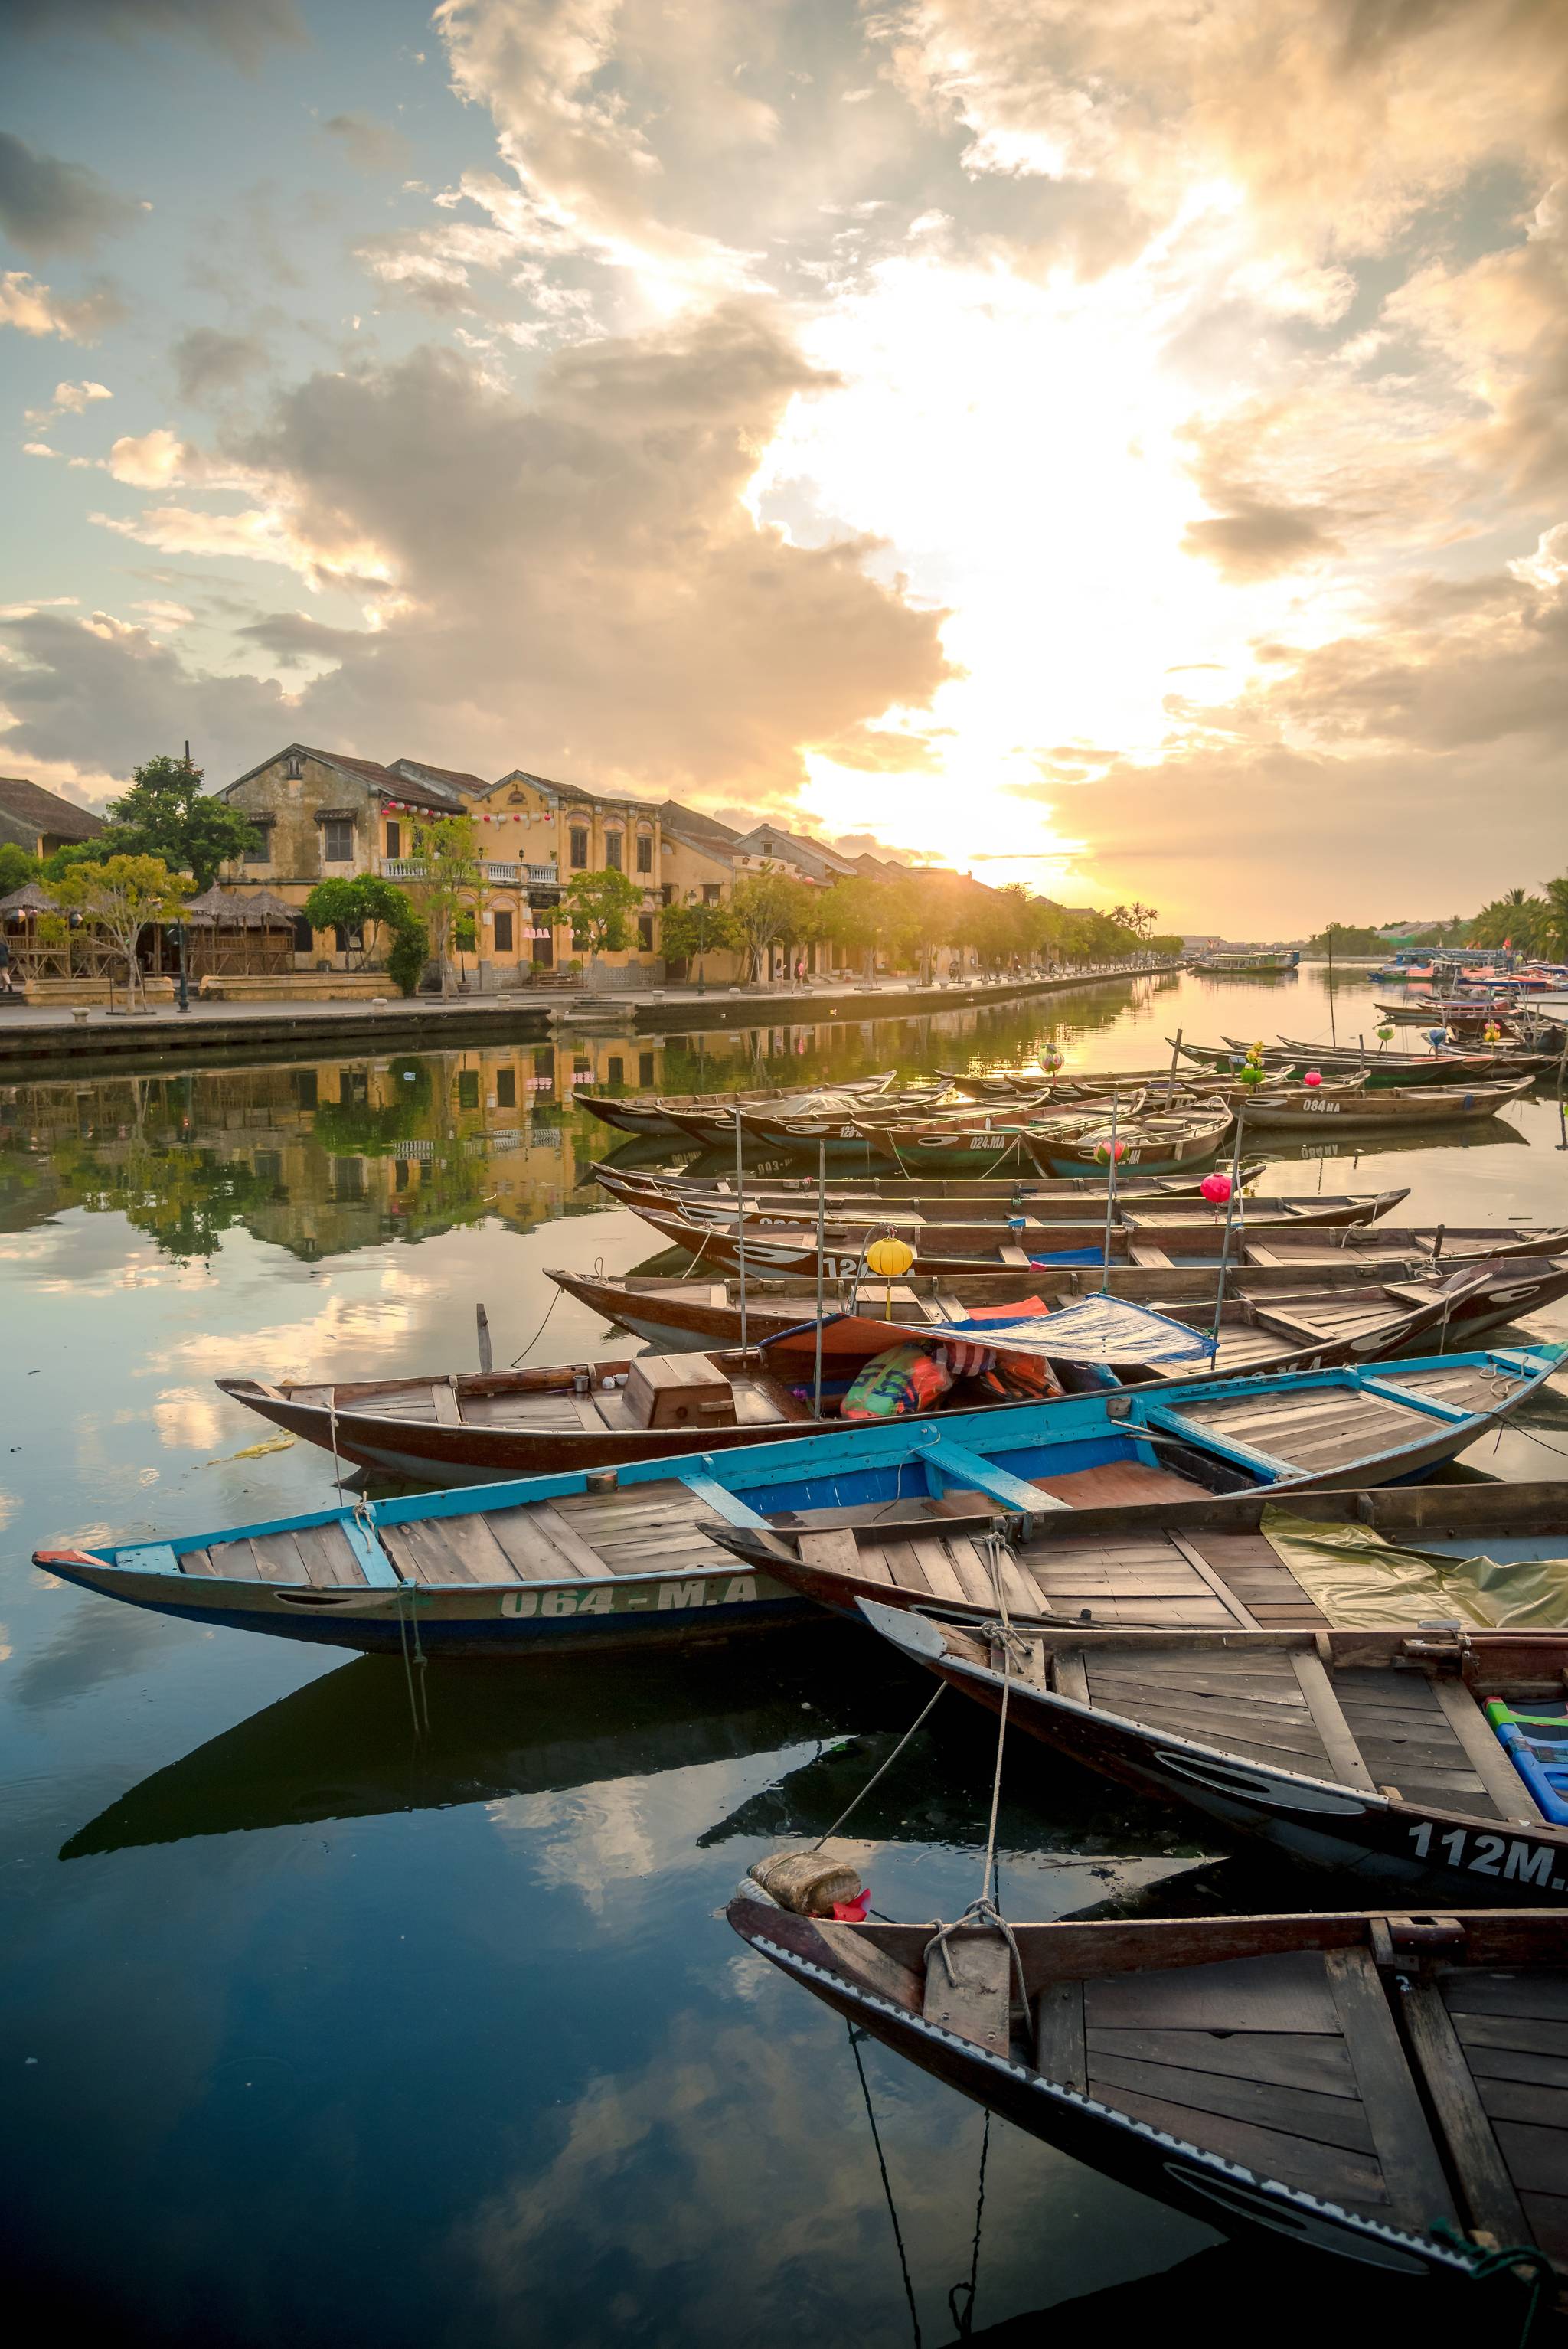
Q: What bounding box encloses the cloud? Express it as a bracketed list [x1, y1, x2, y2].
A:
[1183, 495, 1343, 582]
[321, 112, 413, 175]
[104, 426, 191, 487]
[8, 0, 305, 67]
[0, 607, 286, 782]
[1038, 544, 1568, 921]
[23, 303, 946, 802]
[0, 270, 124, 341]
[0, 132, 136, 260]
[170, 326, 265, 405]
[49, 378, 113, 415]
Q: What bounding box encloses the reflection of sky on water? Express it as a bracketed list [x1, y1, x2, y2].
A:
[1, 969, 1566, 2342]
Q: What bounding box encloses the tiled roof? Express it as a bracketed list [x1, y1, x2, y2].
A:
[223, 743, 460, 813]
[388, 756, 492, 796]
[658, 799, 741, 851]
[0, 774, 106, 844]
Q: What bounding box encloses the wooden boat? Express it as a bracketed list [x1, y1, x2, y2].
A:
[623, 1192, 1412, 1281]
[1020, 1101, 1233, 1179]
[575, 1071, 905, 1141]
[1269, 1035, 1551, 1081]
[219, 1263, 1560, 1485]
[36, 1346, 1560, 1655]
[665, 1083, 961, 1152]
[855, 1593, 1568, 1906]
[711, 1468, 1568, 1642]
[1233, 1076, 1534, 1131]
[590, 1157, 1273, 1210]
[728, 1893, 1568, 2287]
[737, 1093, 1093, 1168]
[1178, 1038, 1552, 1086]
[547, 1249, 1568, 1346]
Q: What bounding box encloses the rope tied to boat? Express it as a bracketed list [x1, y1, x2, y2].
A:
[1428, 2219, 1554, 2340]
[809, 1682, 948, 1851]
[922, 1530, 1031, 2011]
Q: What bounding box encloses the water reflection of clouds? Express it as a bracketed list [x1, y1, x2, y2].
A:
[486, 1744, 824, 1906]
[456, 1997, 1199, 2340]
[10, 1587, 198, 1710]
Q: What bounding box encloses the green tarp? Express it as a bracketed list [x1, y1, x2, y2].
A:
[1260, 1506, 1568, 1629]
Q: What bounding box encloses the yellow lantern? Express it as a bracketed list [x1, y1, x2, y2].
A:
[865, 1233, 916, 1317]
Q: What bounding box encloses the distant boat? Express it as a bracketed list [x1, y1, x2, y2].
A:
[1190, 948, 1302, 974]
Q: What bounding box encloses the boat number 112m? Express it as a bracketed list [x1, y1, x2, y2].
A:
[1406, 1819, 1563, 1887]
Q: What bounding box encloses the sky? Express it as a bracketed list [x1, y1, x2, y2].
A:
[1, 0, 1565, 931]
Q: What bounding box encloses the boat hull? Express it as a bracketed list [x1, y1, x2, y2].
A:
[728, 1901, 1476, 2282]
[46, 1551, 811, 1655]
[908, 1642, 1568, 1903]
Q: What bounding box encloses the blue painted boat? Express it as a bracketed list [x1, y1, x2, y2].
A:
[35, 1347, 1563, 1658]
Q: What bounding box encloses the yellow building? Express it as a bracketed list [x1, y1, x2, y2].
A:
[215, 743, 667, 985]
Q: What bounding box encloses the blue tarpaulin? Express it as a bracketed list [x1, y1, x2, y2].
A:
[940, 1294, 1218, 1367]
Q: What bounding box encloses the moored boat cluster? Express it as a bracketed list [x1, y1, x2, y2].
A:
[37, 1034, 1568, 2309]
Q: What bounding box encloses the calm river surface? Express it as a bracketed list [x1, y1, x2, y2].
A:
[3, 966, 1566, 2344]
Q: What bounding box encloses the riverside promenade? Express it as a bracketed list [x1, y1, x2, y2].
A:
[0, 961, 1176, 1076]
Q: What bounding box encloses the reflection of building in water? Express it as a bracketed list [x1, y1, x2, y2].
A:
[0, 1038, 683, 1260]
[0, 988, 1170, 1259]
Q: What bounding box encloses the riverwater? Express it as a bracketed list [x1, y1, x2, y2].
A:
[2, 965, 1565, 2344]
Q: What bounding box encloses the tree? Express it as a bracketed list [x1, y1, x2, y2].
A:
[400, 814, 488, 994]
[728, 866, 807, 980]
[302, 875, 427, 996]
[55, 854, 191, 1006]
[1539, 876, 1568, 959]
[1469, 892, 1548, 951]
[814, 874, 884, 977]
[0, 841, 39, 895]
[659, 898, 738, 982]
[74, 752, 261, 887]
[563, 865, 645, 959]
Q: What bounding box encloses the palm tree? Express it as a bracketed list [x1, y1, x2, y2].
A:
[1538, 876, 1568, 959]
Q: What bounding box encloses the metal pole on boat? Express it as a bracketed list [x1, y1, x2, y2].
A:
[1097, 1095, 1120, 1294]
[733, 1105, 750, 1357]
[1165, 1026, 1182, 1106]
[1209, 1098, 1248, 1344]
[1328, 929, 1337, 1045]
[813, 1136, 826, 1419]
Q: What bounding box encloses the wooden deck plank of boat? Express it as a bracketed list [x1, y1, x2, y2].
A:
[1087, 2047, 1380, 2155]
[207, 1532, 309, 1584]
[1447, 1974, 1568, 2023]
[1029, 1462, 1207, 1508]
[1088, 1646, 1306, 1690]
[1086, 1701, 1334, 1764]
[1336, 1669, 1504, 1817]
[381, 1516, 482, 1585]
[292, 1521, 368, 1588]
[1087, 2025, 1360, 2099]
[1067, 1598, 1240, 1627]
[1174, 1390, 1394, 1439]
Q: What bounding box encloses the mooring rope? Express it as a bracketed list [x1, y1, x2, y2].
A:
[845, 2016, 923, 2349]
[811, 1683, 948, 1851]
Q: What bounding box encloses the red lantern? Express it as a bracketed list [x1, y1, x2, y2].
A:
[1303, 1070, 1322, 1087]
[1200, 1172, 1232, 1205]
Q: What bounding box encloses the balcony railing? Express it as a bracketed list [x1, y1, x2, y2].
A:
[381, 858, 560, 889]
